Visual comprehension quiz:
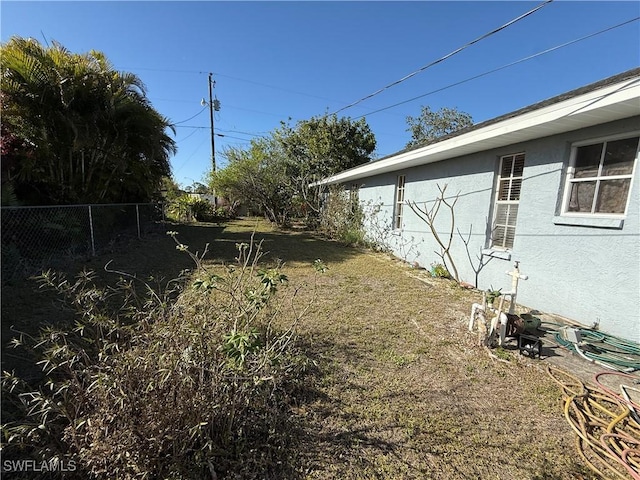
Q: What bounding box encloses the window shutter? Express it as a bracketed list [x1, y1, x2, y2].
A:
[491, 154, 524, 250]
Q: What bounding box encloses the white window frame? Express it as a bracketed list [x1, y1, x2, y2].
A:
[393, 175, 405, 230]
[490, 153, 525, 250]
[560, 132, 639, 218]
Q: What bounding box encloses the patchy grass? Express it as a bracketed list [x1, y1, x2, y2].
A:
[1, 218, 590, 479]
[284, 244, 588, 479]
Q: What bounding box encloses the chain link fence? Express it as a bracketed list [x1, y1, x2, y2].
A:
[1, 203, 165, 281]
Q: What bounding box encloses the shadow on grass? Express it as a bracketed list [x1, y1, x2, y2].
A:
[0, 219, 361, 380]
[168, 222, 362, 267]
[287, 333, 435, 479]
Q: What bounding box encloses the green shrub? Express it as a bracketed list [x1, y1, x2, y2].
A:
[189, 198, 214, 221]
[166, 195, 214, 222]
[340, 228, 366, 246]
[1, 235, 321, 479]
[166, 196, 235, 223]
[319, 186, 367, 246]
[430, 262, 451, 279]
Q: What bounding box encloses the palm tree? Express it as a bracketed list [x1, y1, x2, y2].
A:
[1, 36, 176, 205]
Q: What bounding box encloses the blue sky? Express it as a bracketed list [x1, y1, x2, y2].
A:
[2, 1, 639, 189]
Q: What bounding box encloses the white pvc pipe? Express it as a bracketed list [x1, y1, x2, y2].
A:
[469, 303, 485, 331]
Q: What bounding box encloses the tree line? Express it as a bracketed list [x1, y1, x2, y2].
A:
[210, 108, 473, 227]
[1, 36, 473, 211]
[210, 115, 376, 226]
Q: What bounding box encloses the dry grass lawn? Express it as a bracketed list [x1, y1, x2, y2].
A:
[1, 218, 593, 479]
[198, 219, 589, 479]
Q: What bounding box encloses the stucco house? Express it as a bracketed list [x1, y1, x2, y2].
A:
[316, 68, 640, 341]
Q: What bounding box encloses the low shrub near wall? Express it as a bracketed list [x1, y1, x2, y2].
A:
[1, 235, 323, 479]
[318, 186, 367, 246]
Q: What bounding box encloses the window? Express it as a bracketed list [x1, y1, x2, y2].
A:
[562, 135, 639, 216]
[491, 153, 525, 250]
[393, 175, 405, 229]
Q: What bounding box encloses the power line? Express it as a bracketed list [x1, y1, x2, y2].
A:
[148, 95, 294, 120]
[331, 0, 554, 115]
[123, 67, 205, 75]
[214, 133, 254, 142]
[211, 72, 347, 104]
[156, 102, 290, 119]
[175, 123, 267, 138]
[176, 127, 201, 143]
[174, 126, 260, 139]
[124, 67, 348, 104]
[354, 16, 640, 120]
[173, 137, 207, 174]
[217, 128, 265, 137]
[173, 107, 207, 125]
[173, 126, 254, 142]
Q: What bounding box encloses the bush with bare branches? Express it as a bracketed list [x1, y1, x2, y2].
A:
[2, 235, 324, 479]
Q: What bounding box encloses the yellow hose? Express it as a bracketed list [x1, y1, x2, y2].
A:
[548, 365, 640, 479]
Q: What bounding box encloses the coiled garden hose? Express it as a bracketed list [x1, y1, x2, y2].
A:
[547, 365, 640, 479]
[542, 322, 640, 372]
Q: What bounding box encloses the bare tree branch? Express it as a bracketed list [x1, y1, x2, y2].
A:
[456, 225, 492, 288]
[407, 183, 460, 282]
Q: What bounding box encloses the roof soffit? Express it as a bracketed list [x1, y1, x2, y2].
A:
[315, 74, 640, 185]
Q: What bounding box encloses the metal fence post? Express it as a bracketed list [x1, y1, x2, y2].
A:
[136, 204, 141, 239]
[2, 202, 160, 277]
[88, 205, 96, 256]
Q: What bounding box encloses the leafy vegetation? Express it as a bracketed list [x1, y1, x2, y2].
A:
[0, 36, 176, 205]
[278, 114, 376, 224]
[318, 186, 367, 246]
[166, 195, 231, 223]
[486, 286, 503, 306]
[405, 106, 473, 149]
[430, 262, 451, 279]
[211, 137, 294, 225]
[1, 218, 591, 479]
[209, 115, 376, 227]
[2, 231, 322, 479]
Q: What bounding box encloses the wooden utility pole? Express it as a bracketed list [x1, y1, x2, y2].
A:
[208, 72, 216, 173]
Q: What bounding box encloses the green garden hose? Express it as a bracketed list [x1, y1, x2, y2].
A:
[542, 322, 640, 372]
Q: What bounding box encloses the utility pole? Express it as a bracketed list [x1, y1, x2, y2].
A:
[208, 72, 216, 173]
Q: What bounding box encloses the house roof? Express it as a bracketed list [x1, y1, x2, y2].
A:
[314, 68, 640, 186]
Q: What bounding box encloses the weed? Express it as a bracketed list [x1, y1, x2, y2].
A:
[486, 285, 502, 306]
[1, 218, 587, 480]
[318, 186, 368, 246]
[379, 349, 413, 367]
[430, 262, 451, 279]
[1, 233, 323, 479]
[494, 347, 512, 361]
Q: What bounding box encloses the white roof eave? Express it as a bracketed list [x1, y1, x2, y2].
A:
[313, 77, 640, 186]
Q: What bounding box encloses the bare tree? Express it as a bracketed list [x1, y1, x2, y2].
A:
[457, 225, 492, 288]
[407, 184, 460, 282]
